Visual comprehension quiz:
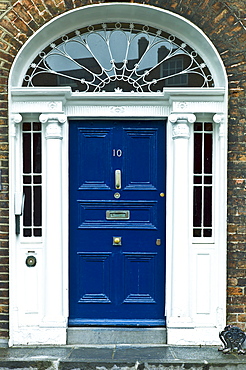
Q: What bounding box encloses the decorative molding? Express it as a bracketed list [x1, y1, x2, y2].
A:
[213, 113, 224, 123]
[169, 113, 196, 124]
[11, 95, 225, 119]
[172, 122, 190, 139]
[66, 105, 169, 117]
[169, 113, 196, 139]
[10, 113, 22, 137]
[213, 113, 225, 137]
[12, 101, 63, 113]
[39, 113, 67, 124]
[48, 101, 60, 111]
[39, 114, 67, 140]
[11, 113, 23, 124]
[175, 102, 188, 111]
[172, 101, 224, 113]
[110, 106, 125, 114]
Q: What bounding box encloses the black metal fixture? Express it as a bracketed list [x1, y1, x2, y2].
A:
[26, 255, 37, 267]
[219, 325, 246, 354]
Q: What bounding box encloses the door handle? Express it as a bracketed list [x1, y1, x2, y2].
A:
[113, 237, 122, 246]
[115, 169, 121, 189]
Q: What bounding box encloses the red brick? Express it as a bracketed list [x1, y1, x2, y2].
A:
[228, 287, 243, 296]
[228, 278, 238, 286]
[227, 305, 244, 314]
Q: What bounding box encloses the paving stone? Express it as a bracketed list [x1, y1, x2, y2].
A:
[0, 346, 246, 369]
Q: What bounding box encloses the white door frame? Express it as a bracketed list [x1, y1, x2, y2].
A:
[8, 3, 228, 346]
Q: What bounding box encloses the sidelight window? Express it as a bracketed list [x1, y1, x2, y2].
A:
[22, 122, 42, 237]
[193, 122, 213, 238]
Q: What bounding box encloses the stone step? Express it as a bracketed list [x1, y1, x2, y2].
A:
[67, 327, 167, 345]
[1, 345, 246, 370]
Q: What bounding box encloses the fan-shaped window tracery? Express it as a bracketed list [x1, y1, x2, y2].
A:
[23, 23, 214, 92]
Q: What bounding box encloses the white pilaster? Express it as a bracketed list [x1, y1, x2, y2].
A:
[167, 113, 196, 343]
[213, 112, 227, 336]
[9, 113, 22, 347]
[39, 113, 67, 343]
[10, 113, 22, 137]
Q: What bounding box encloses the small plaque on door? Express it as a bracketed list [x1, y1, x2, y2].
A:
[106, 210, 130, 220]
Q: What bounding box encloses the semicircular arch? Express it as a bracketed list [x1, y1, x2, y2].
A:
[9, 3, 227, 89]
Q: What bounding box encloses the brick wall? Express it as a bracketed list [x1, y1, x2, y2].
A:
[0, 0, 245, 339]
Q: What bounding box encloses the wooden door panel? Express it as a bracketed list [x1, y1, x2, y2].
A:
[69, 120, 166, 326]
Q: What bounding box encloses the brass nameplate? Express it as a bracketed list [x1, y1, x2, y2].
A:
[106, 210, 130, 220]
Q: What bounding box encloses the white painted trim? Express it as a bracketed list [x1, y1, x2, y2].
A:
[9, 88, 227, 345]
[11, 87, 225, 116]
[9, 4, 227, 88]
[8, 3, 228, 346]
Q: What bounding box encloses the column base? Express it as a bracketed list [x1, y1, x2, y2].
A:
[167, 326, 221, 345]
[10, 326, 67, 346]
[41, 315, 67, 328]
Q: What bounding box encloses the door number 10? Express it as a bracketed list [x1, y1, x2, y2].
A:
[112, 149, 123, 157]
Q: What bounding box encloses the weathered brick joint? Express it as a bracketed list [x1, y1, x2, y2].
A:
[0, 0, 245, 341]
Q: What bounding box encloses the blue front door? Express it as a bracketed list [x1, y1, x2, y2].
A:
[69, 120, 166, 326]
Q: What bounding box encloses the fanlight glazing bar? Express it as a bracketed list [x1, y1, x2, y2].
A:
[23, 23, 214, 92]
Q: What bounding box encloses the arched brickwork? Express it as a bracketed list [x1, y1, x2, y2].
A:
[0, 0, 245, 340]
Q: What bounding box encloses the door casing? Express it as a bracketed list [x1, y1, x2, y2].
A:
[9, 86, 227, 346]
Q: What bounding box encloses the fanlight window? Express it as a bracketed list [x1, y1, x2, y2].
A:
[23, 23, 214, 92]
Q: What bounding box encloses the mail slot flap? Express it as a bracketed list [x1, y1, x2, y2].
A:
[106, 210, 130, 220]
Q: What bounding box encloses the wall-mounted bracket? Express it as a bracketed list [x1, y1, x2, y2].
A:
[14, 193, 25, 235]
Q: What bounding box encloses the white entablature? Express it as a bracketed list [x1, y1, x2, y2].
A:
[11, 87, 225, 119]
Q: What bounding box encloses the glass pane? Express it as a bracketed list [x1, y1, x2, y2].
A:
[193, 229, 201, 237]
[33, 122, 41, 131]
[204, 176, 212, 184]
[33, 175, 42, 184]
[23, 175, 31, 184]
[33, 133, 42, 173]
[23, 133, 31, 173]
[194, 175, 202, 184]
[204, 186, 212, 227]
[23, 228, 32, 237]
[34, 186, 42, 226]
[194, 133, 202, 174]
[34, 228, 42, 237]
[110, 30, 128, 63]
[194, 122, 203, 131]
[204, 122, 213, 131]
[203, 229, 212, 237]
[193, 186, 202, 227]
[23, 123, 31, 131]
[23, 186, 32, 226]
[204, 133, 212, 174]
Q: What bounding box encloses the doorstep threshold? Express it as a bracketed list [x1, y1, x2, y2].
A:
[67, 327, 167, 345]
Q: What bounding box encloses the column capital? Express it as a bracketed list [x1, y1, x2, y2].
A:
[39, 113, 67, 140]
[169, 113, 196, 124]
[10, 113, 23, 137]
[169, 113, 196, 140]
[11, 113, 23, 124]
[213, 113, 225, 137]
[39, 113, 67, 124]
[213, 113, 224, 124]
